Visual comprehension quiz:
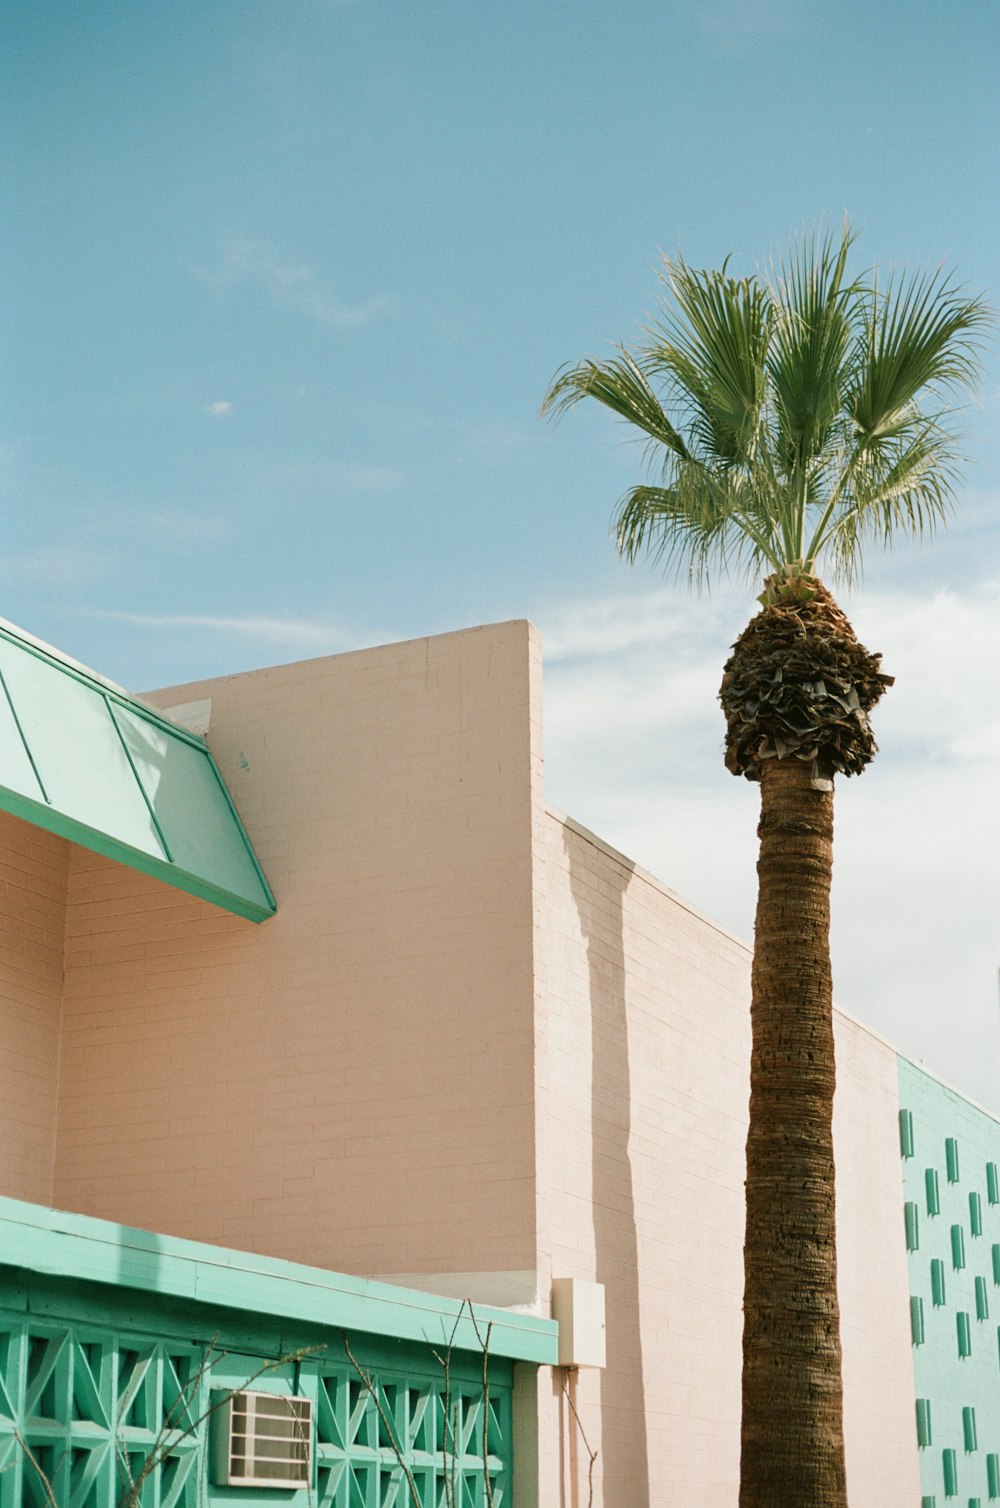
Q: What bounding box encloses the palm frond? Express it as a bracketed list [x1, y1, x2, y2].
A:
[615, 469, 783, 586]
[541, 350, 691, 458]
[767, 224, 857, 471]
[645, 258, 771, 469]
[847, 269, 991, 441]
[819, 423, 959, 583]
[544, 225, 992, 590]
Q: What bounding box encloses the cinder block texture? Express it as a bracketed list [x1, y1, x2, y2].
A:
[0, 810, 68, 1202]
[52, 621, 542, 1279]
[533, 810, 921, 1507]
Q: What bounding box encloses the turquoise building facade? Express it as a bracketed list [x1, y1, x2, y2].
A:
[899, 1057, 1000, 1505]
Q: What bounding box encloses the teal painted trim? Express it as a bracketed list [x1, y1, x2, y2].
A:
[972, 1194, 985, 1238]
[944, 1447, 959, 1495]
[966, 1408, 980, 1452]
[0, 783, 274, 922]
[954, 1226, 968, 1271]
[901, 1109, 916, 1157]
[907, 1202, 921, 1251]
[932, 1258, 948, 1306]
[917, 1398, 933, 1446]
[0, 659, 48, 803]
[0, 1196, 558, 1367]
[105, 694, 173, 862]
[0, 619, 276, 923]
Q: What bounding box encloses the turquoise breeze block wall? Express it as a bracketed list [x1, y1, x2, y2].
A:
[898, 1056, 1000, 1506]
[0, 1267, 514, 1508]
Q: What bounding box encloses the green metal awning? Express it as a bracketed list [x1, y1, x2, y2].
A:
[0, 619, 275, 922]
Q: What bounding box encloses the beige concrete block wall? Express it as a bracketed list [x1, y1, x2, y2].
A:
[0, 810, 68, 1204]
[533, 809, 920, 1506]
[52, 621, 542, 1280]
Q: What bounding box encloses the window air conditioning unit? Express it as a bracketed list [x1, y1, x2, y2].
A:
[211, 1390, 313, 1489]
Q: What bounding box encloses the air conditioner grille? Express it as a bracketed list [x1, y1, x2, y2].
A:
[215, 1390, 312, 1488]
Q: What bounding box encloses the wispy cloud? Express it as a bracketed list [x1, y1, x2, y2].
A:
[204, 400, 233, 417]
[97, 610, 371, 652]
[197, 239, 391, 329]
[542, 584, 746, 662]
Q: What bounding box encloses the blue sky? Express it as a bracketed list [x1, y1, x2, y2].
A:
[4, 0, 999, 1104]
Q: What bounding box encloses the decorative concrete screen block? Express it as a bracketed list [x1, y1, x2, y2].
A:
[550, 1278, 606, 1368]
[211, 1391, 312, 1488]
[928, 1168, 943, 1215]
[948, 1139, 962, 1184]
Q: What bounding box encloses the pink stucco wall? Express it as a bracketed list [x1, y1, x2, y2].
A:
[0, 810, 67, 1204]
[52, 620, 542, 1279]
[533, 809, 920, 1506]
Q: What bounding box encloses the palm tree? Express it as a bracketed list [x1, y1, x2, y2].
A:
[541, 225, 990, 1507]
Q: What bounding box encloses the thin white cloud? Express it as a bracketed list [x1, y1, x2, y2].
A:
[204, 400, 233, 417]
[542, 583, 747, 662]
[97, 610, 370, 652]
[198, 239, 390, 329]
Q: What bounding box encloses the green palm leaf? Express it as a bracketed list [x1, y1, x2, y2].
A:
[542, 223, 992, 590]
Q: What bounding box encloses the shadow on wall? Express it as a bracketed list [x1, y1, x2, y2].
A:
[565, 826, 651, 1507]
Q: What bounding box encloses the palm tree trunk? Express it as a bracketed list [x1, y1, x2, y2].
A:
[739, 756, 847, 1507]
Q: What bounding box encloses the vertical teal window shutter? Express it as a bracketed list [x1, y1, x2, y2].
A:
[947, 1139, 961, 1183]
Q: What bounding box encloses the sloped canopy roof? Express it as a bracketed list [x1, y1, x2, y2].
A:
[0, 620, 275, 922]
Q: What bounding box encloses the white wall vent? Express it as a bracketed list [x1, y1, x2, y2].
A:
[211, 1390, 313, 1489]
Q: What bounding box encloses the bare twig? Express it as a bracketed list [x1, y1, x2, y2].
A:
[117, 1342, 325, 1508]
[431, 1302, 468, 1508]
[343, 1334, 422, 1508]
[467, 1305, 496, 1508]
[12, 1431, 58, 1508]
